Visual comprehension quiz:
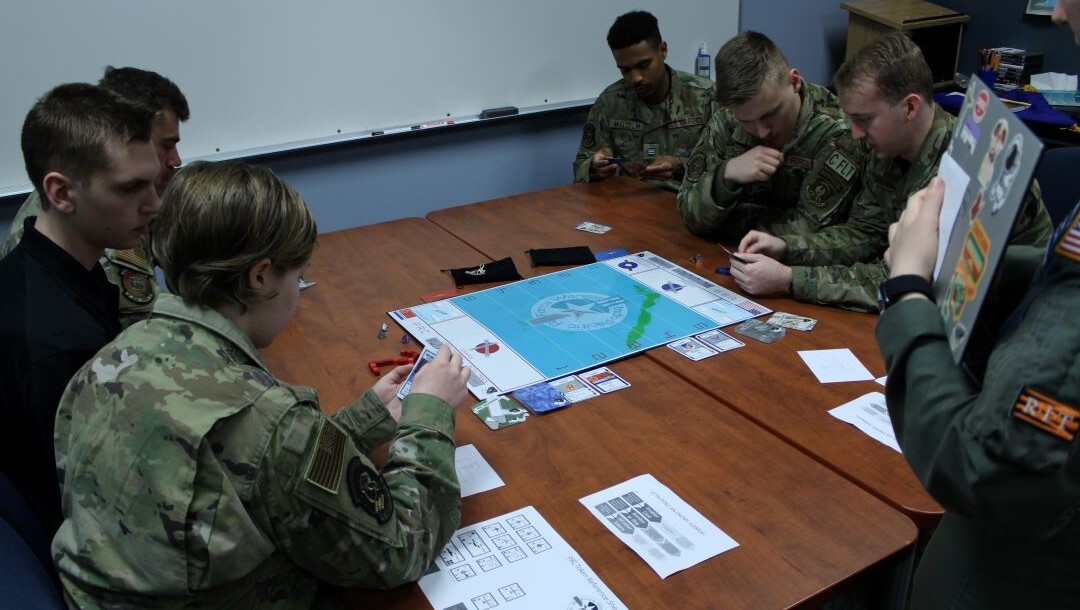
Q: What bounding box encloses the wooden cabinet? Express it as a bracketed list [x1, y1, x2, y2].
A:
[842, 0, 970, 88]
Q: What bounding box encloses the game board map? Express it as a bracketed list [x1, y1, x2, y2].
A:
[418, 505, 626, 610]
[390, 252, 769, 398]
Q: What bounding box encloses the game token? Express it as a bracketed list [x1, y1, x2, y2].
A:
[378, 323, 389, 339]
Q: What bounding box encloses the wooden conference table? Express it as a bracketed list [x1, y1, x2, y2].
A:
[428, 177, 944, 529]
[260, 213, 917, 608]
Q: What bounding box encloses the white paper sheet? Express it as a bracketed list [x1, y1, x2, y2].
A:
[419, 506, 626, 610]
[935, 152, 971, 281]
[875, 375, 887, 386]
[828, 392, 901, 453]
[796, 349, 874, 383]
[455, 444, 505, 498]
[580, 474, 738, 579]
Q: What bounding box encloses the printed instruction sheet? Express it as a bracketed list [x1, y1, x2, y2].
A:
[579, 474, 738, 579]
[828, 392, 901, 453]
[419, 505, 626, 610]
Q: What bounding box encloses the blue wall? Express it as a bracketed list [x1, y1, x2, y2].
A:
[739, 0, 849, 86]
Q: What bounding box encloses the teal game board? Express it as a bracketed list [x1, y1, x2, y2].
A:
[390, 251, 769, 398]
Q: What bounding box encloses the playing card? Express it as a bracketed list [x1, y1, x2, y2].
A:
[767, 312, 817, 331]
[470, 396, 529, 430]
[666, 337, 718, 361]
[395, 346, 438, 400]
[512, 381, 571, 413]
[734, 319, 786, 344]
[580, 366, 630, 393]
[549, 375, 600, 403]
[695, 329, 745, 352]
[576, 221, 612, 234]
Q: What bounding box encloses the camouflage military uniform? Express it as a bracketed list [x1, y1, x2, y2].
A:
[574, 66, 713, 192]
[876, 203, 1080, 607]
[782, 106, 1053, 311]
[53, 293, 460, 608]
[0, 190, 158, 326]
[677, 80, 865, 242]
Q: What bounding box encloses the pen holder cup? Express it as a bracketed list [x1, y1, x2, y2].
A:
[977, 69, 997, 88]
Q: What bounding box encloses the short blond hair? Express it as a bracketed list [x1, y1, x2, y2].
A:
[153, 160, 317, 311]
[714, 31, 791, 107]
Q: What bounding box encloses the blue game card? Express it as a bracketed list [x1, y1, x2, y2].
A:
[511, 381, 570, 413]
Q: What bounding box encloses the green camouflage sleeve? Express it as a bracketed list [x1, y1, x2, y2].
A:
[677, 112, 743, 235]
[790, 260, 887, 312]
[0, 191, 42, 260]
[333, 388, 397, 453]
[781, 171, 892, 268]
[1009, 179, 1053, 247]
[573, 101, 614, 183]
[263, 391, 460, 588]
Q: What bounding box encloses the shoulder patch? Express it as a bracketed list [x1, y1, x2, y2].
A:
[825, 150, 859, 182]
[119, 267, 155, 304]
[1013, 387, 1079, 442]
[686, 152, 707, 182]
[581, 123, 596, 149]
[347, 458, 394, 524]
[304, 419, 346, 494]
[1053, 208, 1080, 264]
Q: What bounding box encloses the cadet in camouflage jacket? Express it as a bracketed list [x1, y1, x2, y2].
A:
[0, 191, 159, 326]
[574, 66, 713, 192]
[53, 293, 461, 608]
[781, 105, 1052, 310]
[677, 80, 865, 242]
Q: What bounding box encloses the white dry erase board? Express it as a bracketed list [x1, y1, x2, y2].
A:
[0, 0, 738, 196]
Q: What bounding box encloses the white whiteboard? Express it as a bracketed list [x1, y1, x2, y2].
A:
[0, 1, 738, 196]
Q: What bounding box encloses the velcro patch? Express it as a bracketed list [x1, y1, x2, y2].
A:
[784, 155, 812, 171]
[304, 419, 346, 493]
[111, 247, 151, 271]
[669, 116, 706, 129]
[825, 150, 859, 182]
[119, 268, 154, 304]
[581, 123, 596, 149]
[610, 119, 645, 131]
[347, 458, 394, 524]
[1052, 209, 1080, 264]
[686, 152, 707, 182]
[1013, 387, 1079, 442]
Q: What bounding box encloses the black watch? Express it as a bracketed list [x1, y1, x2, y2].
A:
[877, 275, 934, 311]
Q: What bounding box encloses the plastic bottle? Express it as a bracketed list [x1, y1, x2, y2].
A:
[695, 43, 711, 79]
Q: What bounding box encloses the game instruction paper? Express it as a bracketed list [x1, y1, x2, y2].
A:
[418, 506, 626, 610]
[827, 392, 901, 453]
[579, 474, 738, 579]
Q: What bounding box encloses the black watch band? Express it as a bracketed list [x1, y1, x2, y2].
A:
[877, 275, 934, 311]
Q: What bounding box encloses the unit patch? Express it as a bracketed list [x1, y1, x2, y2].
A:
[686, 152, 707, 181]
[1013, 387, 1079, 442]
[806, 150, 858, 206]
[825, 150, 859, 182]
[347, 458, 394, 523]
[581, 123, 596, 149]
[119, 268, 154, 304]
[304, 419, 346, 494]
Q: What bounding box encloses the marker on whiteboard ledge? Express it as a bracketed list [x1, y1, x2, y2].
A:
[479, 106, 519, 119]
[421, 119, 455, 129]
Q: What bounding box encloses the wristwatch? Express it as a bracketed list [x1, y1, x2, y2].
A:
[877, 275, 934, 311]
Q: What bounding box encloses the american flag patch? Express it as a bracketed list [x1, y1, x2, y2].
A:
[304, 419, 346, 493]
[1054, 211, 1080, 263]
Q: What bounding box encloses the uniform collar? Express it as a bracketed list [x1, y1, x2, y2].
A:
[152, 293, 269, 372]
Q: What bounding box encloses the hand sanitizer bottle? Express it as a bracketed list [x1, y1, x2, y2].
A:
[695, 43, 711, 79]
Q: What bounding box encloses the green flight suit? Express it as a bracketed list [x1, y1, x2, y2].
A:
[53, 294, 461, 608]
[574, 66, 713, 192]
[677, 80, 865, 241]
[782, 105, 1053, 311]
[0, 190, 159, 326]
[876, 202, 1080, 608]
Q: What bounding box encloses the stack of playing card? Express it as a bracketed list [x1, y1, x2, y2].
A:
[733, 319, 786, 344]
[576, 221, 612, 234]
[767, 312, 817, 331]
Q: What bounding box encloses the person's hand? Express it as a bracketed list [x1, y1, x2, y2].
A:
[590, 148, 619, 178]
[409, 346, 472, 408]
[738, 230, 787, 260]
[371, 364, 412, 422]
[723, 146, 784, 186]
[885, 177, 945, 280]
[640, 155, 682, 181]
[730, 252, 793, 295]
